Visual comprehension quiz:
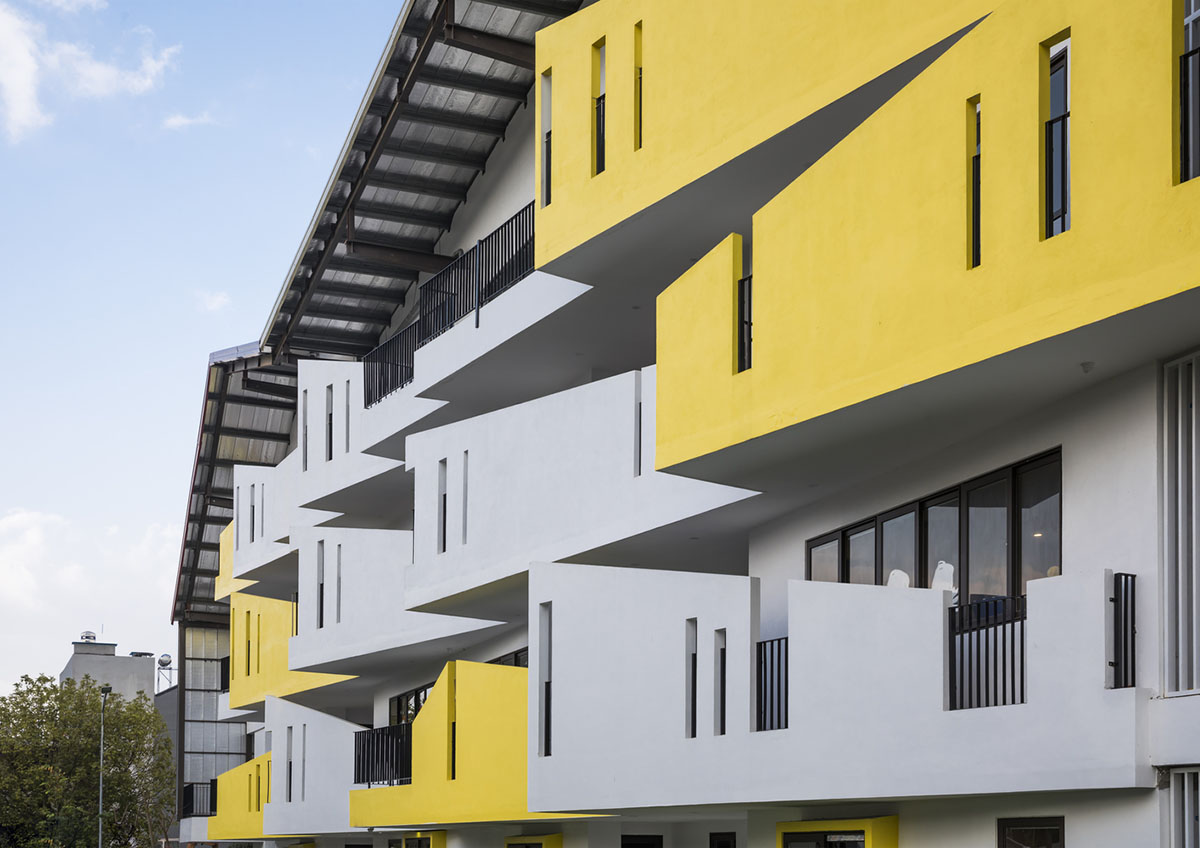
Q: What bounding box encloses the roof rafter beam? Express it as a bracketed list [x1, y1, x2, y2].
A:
[375, 137, 490, 171]
[302, 303, 395, 325]
[345, 239, 454, 274]
[411, 66, 529, 101]
[470, 0, 579, 16]
[349, 199, 455, 230]
[312, 281, 409, 305]
[201, 425, 291, 443]
[397, 104, 508, 137]
[210, 391, 296, 412]
[241, 376, 298, 400]
[326, 254, 423, 279]
[442, 23, 534, 70]
[364, 173, 468, 202]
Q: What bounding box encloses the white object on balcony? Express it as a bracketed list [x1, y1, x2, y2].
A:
[886, 569, 910, 588]
[931, 561, 957, 603]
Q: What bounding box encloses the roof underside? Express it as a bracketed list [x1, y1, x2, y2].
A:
[173, 346, 297, 622]
[261, 0, 580, 361]
[175, 0, 579, 622]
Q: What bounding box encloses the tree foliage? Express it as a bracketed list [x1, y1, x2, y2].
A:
[0, 674, 174, 848]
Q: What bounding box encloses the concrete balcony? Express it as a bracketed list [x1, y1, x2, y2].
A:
[349, 660, 579, 829]
[528, 562, 1151, 814]
[402, 366, 756, 618]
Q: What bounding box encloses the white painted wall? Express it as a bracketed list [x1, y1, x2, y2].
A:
[262, 695, 366, 837]
[405, 366, 755, 609]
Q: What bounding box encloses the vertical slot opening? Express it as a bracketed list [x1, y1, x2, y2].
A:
[968, 96, 981, 268]
[336, 544, 342, 625]
[461, 450, 469, 545]
[634, 372, 643, 476]
[317, 540, 325, 630]
[539, 602, 553, 756]
[437, 458, 448, 554]
[325, 384, 334, 461]
[714, 629, 727, 735]
[345, 379, 351, 453]
[541, 70, 553, 206]
[634, 22, 643, 150]
[685, 618, 697, 738]
[593, 39, 606, 175]
[1043, 34, 1071, 238]
[249, 484, 256, 544]
[302, 389, 309, 471]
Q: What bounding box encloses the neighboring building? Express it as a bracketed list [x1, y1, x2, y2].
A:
[169, 1, 1200, 848]
[59, 633, 155, 701]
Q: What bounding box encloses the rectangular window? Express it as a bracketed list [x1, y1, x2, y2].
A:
[300, 723, 307, 802]
[249, 484, 256, 544]
[997, 817, 1063, 848]
[325, 384, 334, 462]
[969, 96, 981, 267]
[807, 451, 1060, 599]
[539, 602, 552, 756]
[593, 40, 606, 175]
[245, 610, 251, 676]
[1182, 4, 1200, 182]
[256, 614, 261, 673]
[737, 274, 753, 372]
[1045, 39, 1070, 238]
[461, 450, 469, 545]
[634, 22, 643, 150]
[286, 725, 293, 802]
[260, 483, 265, 539]
[316, 541, 325, 630]
[541, 70, 552, 206]
[302, 389, 309, 471]
[685, 618, 697, 739]
[1165, 353, 1200, 693]
[714, 629, 726, 736]
[437, 458, 448, 554]
[234, 487, 240, 550]
[634, 372, 643, 476]
[335, 544, 342, 625]
[345, 379, 351, 453]
[1170, 768, 1200, 847]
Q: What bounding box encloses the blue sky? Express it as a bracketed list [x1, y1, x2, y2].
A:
[0, 0, 399, 690]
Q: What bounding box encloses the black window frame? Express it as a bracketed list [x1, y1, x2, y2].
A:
[805, 449, 1062, 600]
[622, 837, 664, 848]
[1045, 46, 1070, 238]
[388, 681, 434, 726]
[997, 816, 1064, 847]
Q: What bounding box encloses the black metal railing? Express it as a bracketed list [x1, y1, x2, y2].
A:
[181, 779, 218, 817]
[353, 723, 413, 787]
[543, 679, 552, 756]
[948, 596, 1026, 710]
[479, 202, 535, 306]
[1182, 48, 1200, 182]
[362, 201, 536, 408]
[363, 321, 419, 409]
[595, 93, 606, 174]
[737, 274, 752, 372]
[971, 150, 981, 267]
[1045, 112, 1070, 237]
[756, 637, 788, 731]
[543, 130, 552, 205]
[219, 655, 230, 693]
[1111, 573, 1137, 689]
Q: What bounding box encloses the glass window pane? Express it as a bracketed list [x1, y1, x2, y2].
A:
[1018, 459, 1061, 593]
[881, 511, 917, 587]
[809, 539, 839, 583]
[1001, 822, 1062, 848]
[847, 526, 876, 585]
[967, 478, 1009, 601]
[924, 497, 959, 590]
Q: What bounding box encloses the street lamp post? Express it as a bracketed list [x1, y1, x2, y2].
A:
[98, 684, 111, 848]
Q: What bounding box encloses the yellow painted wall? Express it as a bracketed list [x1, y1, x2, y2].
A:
[350, 662, 577, 828]
[657, 0, 1200, 469]
[776, 816, 898, 848]
[207, 753, 271, 841]
[227, 591, 352, 709]
[215, 523, 255, 601]
[533, 0, 994, 266]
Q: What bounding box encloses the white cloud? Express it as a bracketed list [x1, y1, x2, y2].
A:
[162, 109, 213, 131]
[0, 508, 179, 691]
[196, 290, 231, 312]
[30, 0, 107, 13]
[0, 1, 180, 143]
[0, 5, 50, 141]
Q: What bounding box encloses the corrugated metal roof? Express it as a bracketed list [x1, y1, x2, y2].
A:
[260, 0, 580, 361]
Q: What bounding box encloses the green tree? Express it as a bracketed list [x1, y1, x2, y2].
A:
[0, 674, 174, 848]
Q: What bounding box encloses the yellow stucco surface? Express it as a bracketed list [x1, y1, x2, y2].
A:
[228, 591, 351, 709]
[215, 522, 255, 601]
[207, 753, 272, 842]
[350, 662, 577, 828]
[656, 0, 1200, 470]
[533, 0, 994, 266]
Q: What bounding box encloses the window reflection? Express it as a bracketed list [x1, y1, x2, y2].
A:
[881, 511, 916, 587]
[968, 478, 1008, 601]
[810, 539, 839, 582]
[924, 496, 959, 590]
[847, 526, 876, 584]
[1018, 458, 1061, 593]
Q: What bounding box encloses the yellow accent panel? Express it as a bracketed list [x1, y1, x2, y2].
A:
[215, 523, 255, 601]
[657, 0, 1200, 470]
[776, 817, 898, 848]
[350, 662, 578, 828]
[207, 753, 270, 842]
[227, 592, 351, 709]
[533, 0, 993, 266]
